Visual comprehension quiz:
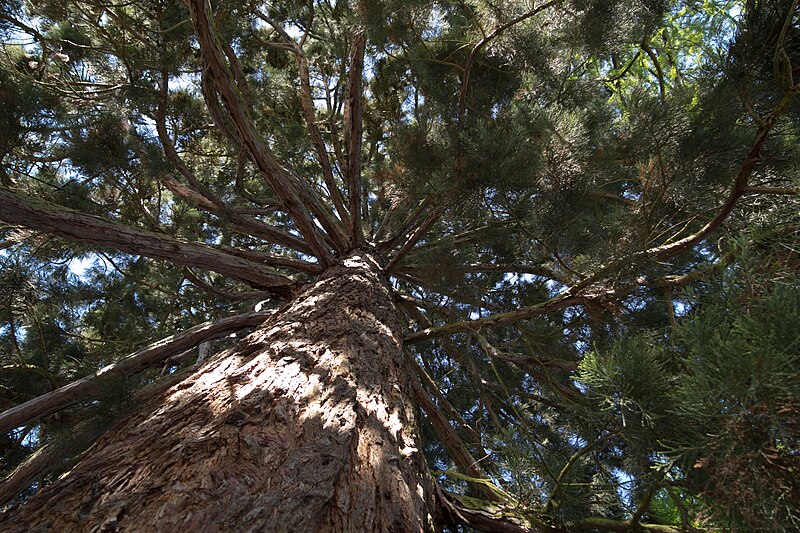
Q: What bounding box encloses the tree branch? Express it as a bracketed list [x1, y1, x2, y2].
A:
[743, 186, 798, 195]
[0, 311, 272, 434]
[404, 291, 587, 344]
[407, 110, 796, 342]
[182, 269, 272, 301]
[188, 0, 336, 266]
[155, 74, 314, 254]
[458, 1, 562, 124]
[460, 263, 567, 282]
[0, 368, 193, 506]
[384, 203, 447, 273]
[344, 27, 366, 246]
[408, 359, 501, 500]
[384, 183, 462, 273]
[641, 41, 666, 103]
[437, 487, 714, 532]
[377, 196, 432, 251]
[256, 11, 351, 229]
[404, 254, 731, 344]
[436, 487, 557, 533]
[218, 246, 323, 274]
[643, 125, 770, 258]
[0, 187, 297, 294]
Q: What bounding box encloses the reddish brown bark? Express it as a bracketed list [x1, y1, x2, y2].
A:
[0, 187, 297, 295]
[0, 253, 437, 532]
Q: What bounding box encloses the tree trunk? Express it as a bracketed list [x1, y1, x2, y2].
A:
[0, 253, 437, 532]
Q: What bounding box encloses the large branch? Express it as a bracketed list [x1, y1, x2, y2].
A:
[437, 487, 712, 533]
[436, 487, 557, 533]
[344, 27, 366, 246]
[566, 112, 788, 290]
[565, 518, 694, 533]
[188, 0, 336, 266]
[0, 187, 296, 294]
[408, 362, 500, 503]
[200, 77, 331, 251]
[643, 119, 774, 259]
[404, 104, 800, 344]
[155, 75, 313, 255]
[0, 423, 103, 507]
[641, 87, 798, 260]
[256, 12, 351, 229]
[0, 311, 272, 434]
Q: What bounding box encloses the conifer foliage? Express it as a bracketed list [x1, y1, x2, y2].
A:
[0, 0, 798, 531]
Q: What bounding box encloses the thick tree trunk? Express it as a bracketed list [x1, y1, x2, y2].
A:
[0, 253, 437, 532]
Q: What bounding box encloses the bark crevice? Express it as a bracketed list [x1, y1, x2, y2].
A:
[0, 252, 436, 533]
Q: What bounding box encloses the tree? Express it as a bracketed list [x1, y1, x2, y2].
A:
[0, 0, 798, 531]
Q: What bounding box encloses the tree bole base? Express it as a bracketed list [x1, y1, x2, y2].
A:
[0, 253, 437, 532]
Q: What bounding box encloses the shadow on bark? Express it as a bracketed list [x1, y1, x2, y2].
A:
[0, 255, 437, 532]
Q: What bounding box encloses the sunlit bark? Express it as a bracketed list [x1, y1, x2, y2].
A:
[0, 253, 437, 532]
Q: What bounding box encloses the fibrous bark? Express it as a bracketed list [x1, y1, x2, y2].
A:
[0, 253, 437, 532]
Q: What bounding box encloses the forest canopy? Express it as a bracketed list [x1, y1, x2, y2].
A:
[0, 0, 798, 531]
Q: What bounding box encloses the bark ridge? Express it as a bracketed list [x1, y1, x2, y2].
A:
[0, 253, 436, 533]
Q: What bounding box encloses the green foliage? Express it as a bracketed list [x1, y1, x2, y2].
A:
[577, 269, 800, 530]
[580, 337, 674, 430]
[0, 0, 798, 529]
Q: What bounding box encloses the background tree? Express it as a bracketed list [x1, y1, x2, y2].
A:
[0, 0, 798, 531]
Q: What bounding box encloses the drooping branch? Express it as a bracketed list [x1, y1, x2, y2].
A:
[403, 261, 718, 344]
[394, 270, 504, 311]
[459, 264, 567, 283]
[403, 220, 514, 257]
[643, 118, 776, 259]
[187, 0, 336, 266]
[156, 71, 224, 210]
[0, 310, 272, 434]
[546, 432, 619, 513]
[0, 187, 297, 294]
[642, 86, 799, 259]
[292, 173, 351, 251]
[404, 105, 800, 344]
[743, 186, 798, 195]
[405, 344, 481, 443]
[474, 332, 571, 370]
[200, 67, 243, 149]
[155, 73, 314, 254]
